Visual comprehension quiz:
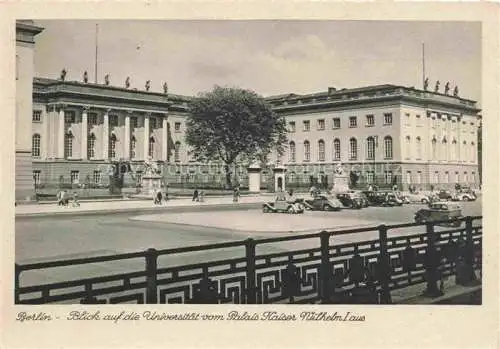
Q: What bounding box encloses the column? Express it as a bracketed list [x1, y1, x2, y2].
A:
[81, 107, 88, 160]
[124, 112, 131, 159]
[162, 114, 168, 161]
[43, 106, 50, 159]
[57, 106, 65, 159]
[144, 113, 150, 159]
[102, 110, 109, 159]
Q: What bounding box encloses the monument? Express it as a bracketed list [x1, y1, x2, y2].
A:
[140, 157, 163, 197]
[272, 160, 286, 192]
[247, 160, 261, 193]
[331, 163, 349, 194]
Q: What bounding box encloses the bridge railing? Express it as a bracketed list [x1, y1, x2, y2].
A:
[15, 216, 482, 304]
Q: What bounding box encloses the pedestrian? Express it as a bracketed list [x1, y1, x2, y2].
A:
[233, 187, 240, 203]
[56, 190, 64, 206]
[71, 191, 80, 207]
[192, 188, 199, 202]
[62, 190, 69, 206]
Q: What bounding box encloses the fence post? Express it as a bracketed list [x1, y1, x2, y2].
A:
[320, 231, 332, 304]
[378, 225, 392, 304]
[14, 264, 20, 304]
[423, 223, 443, 297]
[245, 238, 257, 304]
[145, 248, 158, 304]
[457, 216, 478, 286]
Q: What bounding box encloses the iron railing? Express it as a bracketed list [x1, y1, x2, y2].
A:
[15, 216, 482, 304]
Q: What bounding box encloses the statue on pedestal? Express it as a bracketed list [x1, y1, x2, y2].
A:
[125, 77, 130, 88]
[444, 82, 450, 95]
[143, 157, 160, 176]
[83, 71, 88, 83]
[104, 74, 110, 86]
[163, 82, 168, 94]
[423, 78, 429, 91]
[60, 69, 67, 81]
[145, 80, 151, 91]
[434, 80, 440, 93]
[335, 163, 345, 176]
[453, 86, 459, 97]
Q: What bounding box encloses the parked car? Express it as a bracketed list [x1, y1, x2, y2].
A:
[302, 195, 343, 211]
[347, 191, 370, 207]
[437, 190, 454, 201]
[384, 192, 404, 206]
[414, 202, 463, 226]
[362, 191, 403, 207]
[403, 191, 431, 204]
[452, 190, 477, 202]
[262, 193, 304, 214]
[336, 193, 363, 209]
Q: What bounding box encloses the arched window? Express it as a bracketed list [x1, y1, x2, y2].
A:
[130, 136, 136, 159]
[289, 141, 296, 162]
[318, 140, 325, 161]
[87, 133, 96, 159]
[289, 171, 296, 183]
[404, 136, 411, 159]
[416, 136, 422, 159]
[333, 138, 341, 161]
[349, 138, 358, 160]
[148, 137, 155, 158]
[32, 134, 41, 157]
[384, 136, 393, 159]
[441, 137, 447, 161]
[304, 140, 310, 161]
[431, 137, 437, 160]
[108, 133, 117, 159]
[366, 137, 375, 160]
[64, 131, 73, 158]
[174, 141, 181, 162]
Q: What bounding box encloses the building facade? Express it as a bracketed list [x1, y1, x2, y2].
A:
[28, 77, 481, 194]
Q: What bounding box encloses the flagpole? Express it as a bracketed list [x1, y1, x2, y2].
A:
[422, 43, 426, 89]
[95, 24, 99, 84]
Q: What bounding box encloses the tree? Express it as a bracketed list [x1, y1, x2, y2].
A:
[185, 86, 287, 188]
[349, 171, 359, 188]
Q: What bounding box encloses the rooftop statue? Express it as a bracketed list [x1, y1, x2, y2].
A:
[60, 69, 67, 81]
[104, 74, 110, 86]
[453, 86, 459, 97]
[83, 71, 88, 83]
[125, 77, 130, 88]
[444, 82, 450, 95]
[423, 77, 429, 91]
[145, 80, 151, 91]
[434, 80, 440, 93]
[163, 82, 168, 94]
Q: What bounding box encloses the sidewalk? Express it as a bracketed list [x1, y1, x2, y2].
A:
[15, 195, 269, 218]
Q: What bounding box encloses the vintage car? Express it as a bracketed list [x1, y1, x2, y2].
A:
[402, 191, 431, 204]
[452, 190, 477, 202]
[262, 193, 304, 214]
[437, 189, 454, 201]
[336, 193, 363, 209]
[414, 202, 463, 226]
[302, 195, 343, 211]
[347, 190, 370, 207]
[362, 191, 403, 207]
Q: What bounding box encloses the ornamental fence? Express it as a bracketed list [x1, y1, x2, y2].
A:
[15, 216, 481, 305]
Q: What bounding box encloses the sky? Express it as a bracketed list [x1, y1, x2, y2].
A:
[33, 20, 481, 102]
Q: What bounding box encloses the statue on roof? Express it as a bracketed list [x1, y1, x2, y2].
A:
[453, 86, 459, 97]
[104, 74, 110, 86]
[83, 71, 88, 83]
[434, 80, 440, 93]
[423, 78, 429, 91]
[125, 77, 130, 88]
[145, 80, 151, 91]
[163, 82, 168, 94]
[60, 69, 67, 81]
[444, 82, 450, 95]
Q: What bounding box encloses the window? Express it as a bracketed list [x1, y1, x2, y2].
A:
[406, 171, 412, 184]
[130, 116, 138, 129]
[304, 141, 310, 161]
[471, 142, 475, 162]
[384, 136, 393, 159]
[462, 141, 467, 161]
[88, 113, 98, 126]
[32, 134, 41, 157]
[93, 170, 101, 184]
[384, 171, 393, 184]
[404, 136, 411, 159]
[333, 139, 341, 161]
[109, 115, 118, 127]
[451, 120, 457, 131]
[416, 137, 422, 159]
[432, 117, 438, 129]
[108, 134, 116, 159]
[455, 171, 459, 183]
[33, 170, 41, 186]
[174, 122, 181, 132]
[471, 172, 476, 183]
[136, 171, 143, 183]
[289, 172, 296, 183]
[434, 171, 439, 184]
[148, 137, 155, 158]
[32, 110, 42, 122]
[64, 111, 75, 124]
[318, 140, 325, 161]
[87, 133, 96, 159]
[349, 116, 357, 128]
[441, 138, 447, 161]
[175, 141, 181, 162]
[349, 138, 358, 160]
[366, 114, 375, 127]
[64, 132, 73, 158]
[317, 119, 325, 131]
[289, 121, 296, 133]
[416, 114, 422, 127]
[451, 140, 457, 161]
[332, 118, 340, 129]
[289, 141, 296, 162]
[416, 171, 422, 184]
[463, 172, 468, 183]
[130, 136, 136, 159]
[303, 120, 310, 132]
[445, 171, 450, 183]
[404, 113, 411, 126]
[366, 137, 375, 160]
[384, 113, 393, 125]
[366, 171, 374, 184]
[431, 138, 437, 160]
[150, 118, 157, 130]
[70, 170, 80, 184]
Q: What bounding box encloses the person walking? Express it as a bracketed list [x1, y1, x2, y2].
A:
[233, 186, 240, 203]
[192, 188, 199, 202]
[71, 191, 80, 207]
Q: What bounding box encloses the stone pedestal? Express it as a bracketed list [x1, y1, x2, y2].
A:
[140, 174, 163, 197]
[273, 165, 287, 192]
[247, 163, 261, 193]
[332, 175, 350, 194]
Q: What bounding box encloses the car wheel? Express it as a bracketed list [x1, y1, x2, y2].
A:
[263, 206, 269, 213]
[323, 204, 331, 211]
[287, 206, 295, 214]
[415, 215, 424, 224]
[463, 196, 470, 202]
[421, 198, 428, 204]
